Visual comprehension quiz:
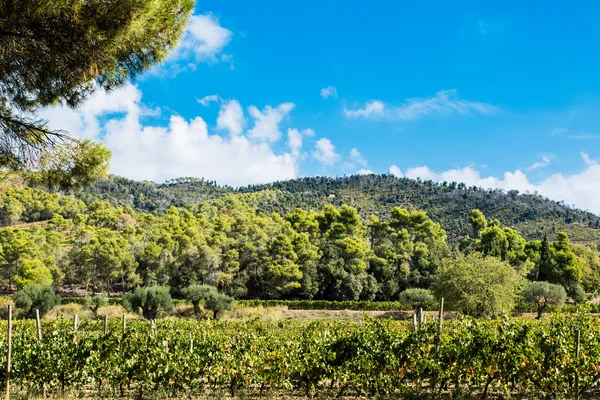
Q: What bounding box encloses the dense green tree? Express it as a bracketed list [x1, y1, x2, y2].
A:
[469, 209, 487, 239]
[433, 253, 521, 317]
[551, 232, 582, 288]
[70, 228, 137, 294]
[388, 208, 448, 287]
[537, 234, 554, 281]
[14, 258, 53, 288]
[0, 228, 50, 290]
[575, 244, 600, 294]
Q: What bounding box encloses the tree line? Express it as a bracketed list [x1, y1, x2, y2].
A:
[1, 183, 599, 307]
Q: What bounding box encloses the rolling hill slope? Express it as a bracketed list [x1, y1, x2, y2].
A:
[75, 174, 600, 242]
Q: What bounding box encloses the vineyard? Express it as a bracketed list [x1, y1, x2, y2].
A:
[0, 313, 598, 399]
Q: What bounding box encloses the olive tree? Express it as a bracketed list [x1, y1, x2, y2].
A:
[123, 286, 173, 319]
[182, 283, 234, 319]
[521, 281, 566, 319]
[433, 253, 521, 317]
[181, 284, 215, 315]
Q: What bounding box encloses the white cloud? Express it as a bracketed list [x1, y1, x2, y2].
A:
[320, 86, 338, 99]
[528, 155, 552, 170]
[357, 169, 375, 175]
[344, 100, 385, 118]
[344, 90, 498, 121]
[287, 128, 314, 156]
[582, 152, 594, 166]
[38, 83, 143, 140]
[402, 154, 600, 214]
[217, 100, 245, 136]
[38, 85, 311, 186]
[312, 138, 340, 166]
[247, 103, 295, 142]
[350, 148, 368, 167]
[198, 95, 220, 106]
[176, 14, 232, 62]
[389, 165, 403, 177]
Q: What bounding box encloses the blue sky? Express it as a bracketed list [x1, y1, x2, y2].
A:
[42, 0, 600, 213]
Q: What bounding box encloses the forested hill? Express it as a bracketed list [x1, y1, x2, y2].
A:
[2, 173, 600, 302]
[76, 174, 600, 242]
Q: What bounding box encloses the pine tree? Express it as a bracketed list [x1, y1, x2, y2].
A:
[0, 0, 194, 170]
[537, 234, 554, 281]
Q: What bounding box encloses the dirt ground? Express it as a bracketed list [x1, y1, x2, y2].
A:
[279, 309, 545, 321]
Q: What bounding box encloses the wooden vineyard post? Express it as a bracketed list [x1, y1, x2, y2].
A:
[104, 315, 108, 335]
[412, 313, 418, 332]
[35, 309, 42, 340]
[435, 298, 444, 356]
[189, 332, 194, 353]
[122, 314, 126, 332]
[5, 305, 12, 400]
[575, 329, 581, 400]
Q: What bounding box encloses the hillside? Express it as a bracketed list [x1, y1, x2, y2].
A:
[2, 172, 600, 302]
[75, 174, 600, 242]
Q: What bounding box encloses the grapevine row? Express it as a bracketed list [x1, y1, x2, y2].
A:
[0, 315, 598, 398]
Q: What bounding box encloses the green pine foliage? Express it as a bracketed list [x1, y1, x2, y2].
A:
[72, 174, 600, 241]
[0, 0, 194, 169]
[1, 174, 599, 305]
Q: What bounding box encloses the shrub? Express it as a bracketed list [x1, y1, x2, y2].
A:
[13, 284, 61, 318]
[521, 281, 567, 319]
[84, 295, 108, 318]
[398, 288, 435, 312]
[123, 286, 173, 319]
[182, 284, 234, 319]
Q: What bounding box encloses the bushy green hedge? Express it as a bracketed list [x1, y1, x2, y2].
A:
[236, 299, 413, 311]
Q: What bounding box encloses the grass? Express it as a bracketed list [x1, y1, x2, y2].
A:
[44, 303, 139, 320]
